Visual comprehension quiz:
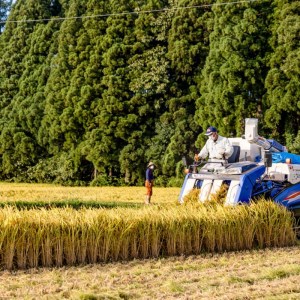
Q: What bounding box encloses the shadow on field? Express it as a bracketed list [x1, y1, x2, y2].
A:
[0, 200, 144, 210]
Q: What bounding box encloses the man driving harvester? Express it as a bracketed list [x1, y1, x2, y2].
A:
[194, 126, 234, 162]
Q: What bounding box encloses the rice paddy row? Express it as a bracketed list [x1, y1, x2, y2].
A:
[0, 201, 296, 270]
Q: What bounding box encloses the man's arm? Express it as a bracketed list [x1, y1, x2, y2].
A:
[224, 138, 234, 159]
[196, 142, 209, 160]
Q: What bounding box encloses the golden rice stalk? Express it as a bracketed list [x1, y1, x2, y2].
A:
[183, 188, 200, 204]
[207, 184, 229, 206]
[0, 200, 296, 270]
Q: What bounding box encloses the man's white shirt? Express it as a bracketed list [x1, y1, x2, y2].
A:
[199, 135, 234, 160]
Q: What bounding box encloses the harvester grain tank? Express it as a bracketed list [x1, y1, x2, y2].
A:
[179, 118, 300, 217]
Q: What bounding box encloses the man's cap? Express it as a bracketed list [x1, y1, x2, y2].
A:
[205, 126, 217, 136]
[147, 161, 155, 167]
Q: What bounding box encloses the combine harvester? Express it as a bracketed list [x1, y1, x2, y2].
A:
[179, 118, 300, 218]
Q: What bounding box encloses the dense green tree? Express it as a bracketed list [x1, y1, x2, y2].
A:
[0, 0, 299, 185]
[164, 0, 214, 176]
[265, 0, 300, 153]
[40, 0, 86, 153]
[37, 0, 90, 183]
[196, 0, 272, 147]
[93, 0, 140, 183]
[121, 0, 172, 184]
[0, 0, 63, 179]
[79, 0, 114, 183]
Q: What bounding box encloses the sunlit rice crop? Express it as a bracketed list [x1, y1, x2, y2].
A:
[0, 183, 178, 204]
[0, 201, 296, 270]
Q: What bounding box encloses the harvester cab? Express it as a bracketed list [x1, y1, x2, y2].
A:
[179, 118, 300, 217]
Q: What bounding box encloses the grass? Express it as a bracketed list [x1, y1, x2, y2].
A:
[0, 246, 300, 299]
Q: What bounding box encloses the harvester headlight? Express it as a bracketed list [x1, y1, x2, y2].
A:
[286, 158, 292, 164]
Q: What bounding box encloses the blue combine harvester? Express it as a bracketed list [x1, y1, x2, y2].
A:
[179, 119, 300, 218]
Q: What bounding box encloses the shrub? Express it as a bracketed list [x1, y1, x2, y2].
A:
[167, 176, 183, 187]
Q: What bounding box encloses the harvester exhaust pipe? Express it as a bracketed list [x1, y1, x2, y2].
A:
[245, 118, 284, 153]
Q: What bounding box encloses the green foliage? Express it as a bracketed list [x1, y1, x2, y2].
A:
[196, 0, 272, 145]
[154, 175, 169, 187]
[90, 174, 123, 187]
[264, 0, 300, 150]
[26, 152, 93, 185]
[166, 177, 183, 187]
[165, 0, 212, 171]
[0, 0, 299, 185]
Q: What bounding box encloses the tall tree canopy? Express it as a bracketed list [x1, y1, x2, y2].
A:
[0, 0, 299, 185]
[265, 0, 300, 153]
[196, 0, 271, 145]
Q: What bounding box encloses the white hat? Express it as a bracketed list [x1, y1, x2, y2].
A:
[147, 161, 155, 168]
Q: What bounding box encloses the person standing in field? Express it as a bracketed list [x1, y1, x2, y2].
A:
[145, 162, 155, 205]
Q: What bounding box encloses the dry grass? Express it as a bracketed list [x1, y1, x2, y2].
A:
[0, 246, 299, 299]
[182, 184, 229, 206]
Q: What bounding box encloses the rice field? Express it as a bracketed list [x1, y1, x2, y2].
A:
[0, 183, 297, 270]
[0, 182, 178, 204]
[0, 184, 298, 299]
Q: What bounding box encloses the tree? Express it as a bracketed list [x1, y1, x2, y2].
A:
[93, 0, 139, 183]
[36, 0, 94, 183]
[121, 0, 172, 184]
[79, 0, 114, 183]
[164, 0, 214, 176]
[0, 0, 63, 179]
[196, 0, 272, 148]
[264, 0, 300, 153]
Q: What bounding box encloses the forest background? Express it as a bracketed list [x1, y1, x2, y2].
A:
[0, 0, 299, 186]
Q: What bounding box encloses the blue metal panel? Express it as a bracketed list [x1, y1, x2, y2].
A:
[273, 183, 300, 210]
[271, 152, 300, 164]
[232, 165, 266, 204]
